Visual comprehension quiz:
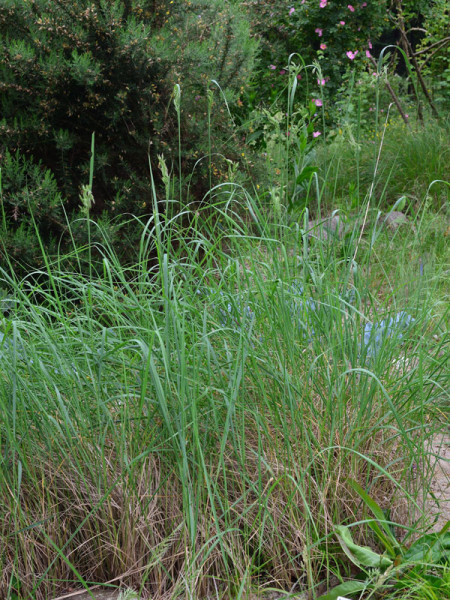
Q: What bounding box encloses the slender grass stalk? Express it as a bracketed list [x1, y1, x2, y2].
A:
[0, 168, 7, 234]
[174, 84, 182, 205]
[207, 87, 214, 193]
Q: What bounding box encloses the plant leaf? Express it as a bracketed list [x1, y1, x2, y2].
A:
[404, 529, 450, 563]
[335, 526, 393, 569]
[348, 479, 399, 555]
[316, 580, 368, 600]
[295, 165, 318, 186]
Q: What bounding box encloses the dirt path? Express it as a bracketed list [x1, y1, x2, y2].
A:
[426, 433, 450, 532]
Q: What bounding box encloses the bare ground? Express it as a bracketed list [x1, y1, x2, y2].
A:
[426, 433, 450, 532]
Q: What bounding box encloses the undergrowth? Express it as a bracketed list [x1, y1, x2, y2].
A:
[0, 181, 448, 598]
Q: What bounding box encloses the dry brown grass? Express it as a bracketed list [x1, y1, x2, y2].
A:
[0, 392, 418, 600]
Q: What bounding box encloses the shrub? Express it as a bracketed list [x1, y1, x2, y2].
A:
[243, 0, 389, 107]
[0, 151, 63, 270]
[0, 0, 257, 271]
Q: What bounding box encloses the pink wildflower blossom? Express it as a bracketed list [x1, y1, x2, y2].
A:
[269, 64, 276, 70]
[365, 50, 371, 58]
[313, 131, 321, 138]
[313, 98, 323, 106]
[317, 78, 326, 86]
[346, 50, 358, 60]
[339, 20, 345, 25]
[279, 69, 286, 74]
[315, 28, 323, 36]
[348, 4, 355, 11]
[320, 0, 327, 7]
[297, 74, 302, 80]
[320, 43, 327, 50]
[361, 1, 367, 6]
[368, 40, 373, 49]
[289, 7, 295, 15]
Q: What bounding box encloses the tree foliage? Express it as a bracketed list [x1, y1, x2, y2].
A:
[0, 0, 257, 271]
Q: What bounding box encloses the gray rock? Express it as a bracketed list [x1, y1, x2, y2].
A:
[379, 211, 411, 231]
[307, 214, 344, 241]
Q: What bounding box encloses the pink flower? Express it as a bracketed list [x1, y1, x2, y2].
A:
[361, 1, 367, 6]
[313, 98, 323, 106]
[405, 113, 409, 118]
[313, 131, 321, 138]
[269, 64, 276, 70]
[279, 69, 286, 74]
[320, 0, 327, 7]
[339, 20, 345, 25]
[315, 28, 323, 37]
[366, 50, 371, 58]
[368, 40, 373, 49]
[320, 43, 327, 50]
[289, 7, 295, 15]
[317, 78, 326, 86]
[346, 50, 358, 60]
[348, 4, 355, 11]
[297, 74, 302, 80]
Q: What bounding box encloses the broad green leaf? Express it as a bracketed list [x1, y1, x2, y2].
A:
[404, 530, 450, 563]
[336, 526, 393, 569]
[296, 166, 318, 186]
[246, 131, 263, 144]
[316, 580, 368, 600]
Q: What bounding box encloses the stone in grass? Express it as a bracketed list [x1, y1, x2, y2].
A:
[307, 214, 345, 241]
[378, 210, 412, 231]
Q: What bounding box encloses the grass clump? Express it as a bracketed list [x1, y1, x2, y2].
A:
[317, 116, 450, 211]
[0, 178, 448, 598]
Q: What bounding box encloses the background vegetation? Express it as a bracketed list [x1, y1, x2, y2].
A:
[0, 0, 257, 270]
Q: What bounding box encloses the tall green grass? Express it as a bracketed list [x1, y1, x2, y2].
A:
[0, 171, 448, 598]
[317, 116, 450, 211]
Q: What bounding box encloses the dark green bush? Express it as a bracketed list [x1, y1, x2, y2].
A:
[0, 151, 64, 270]
[0, 0, 257, 272]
